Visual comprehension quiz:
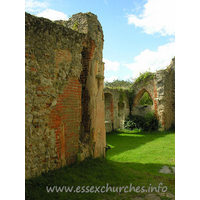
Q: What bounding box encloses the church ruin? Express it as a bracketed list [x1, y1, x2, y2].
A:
[104, 58, 175, 132]
[25, 12, 175, 179]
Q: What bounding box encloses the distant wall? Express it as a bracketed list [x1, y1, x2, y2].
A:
[103, 58, 175, 132]
[132, 58, 175, 130]
[103, 88, 130, 132]
[156, 58, 175, 129]
[104, 92, 113, 132]
[25, 12, 106, 179]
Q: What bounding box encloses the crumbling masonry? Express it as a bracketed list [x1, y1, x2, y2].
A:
[25, 12, 175, 179]
[25, 12, 106, 179]
[104, 58, 175, 132]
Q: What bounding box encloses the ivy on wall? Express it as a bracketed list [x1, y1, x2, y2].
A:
[135, 71, 154, 83]
[126, 88, 135, 113]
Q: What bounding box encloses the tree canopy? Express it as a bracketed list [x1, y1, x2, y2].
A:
[139, 92, 153, 105]
[104, 79, 133, 88]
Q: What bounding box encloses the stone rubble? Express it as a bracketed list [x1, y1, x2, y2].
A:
[131, 191, 175, 200]
[159, 166, 175, 174]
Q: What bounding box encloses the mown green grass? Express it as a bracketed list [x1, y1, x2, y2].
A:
[25, 129, 175, 200]
[106, 129, 175, 165]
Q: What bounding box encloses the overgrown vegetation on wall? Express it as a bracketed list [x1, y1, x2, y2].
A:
[104, 79, 132, 88]
[135, 71, 154, 83]
[126, 88, 135, 112]
[118, 88, 125, 106]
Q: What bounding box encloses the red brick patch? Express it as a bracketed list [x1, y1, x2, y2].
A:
[48, 77, 82, 167]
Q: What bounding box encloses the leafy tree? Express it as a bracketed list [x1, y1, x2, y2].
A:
[139, 92, 153, 105]
[104, 79, 133, 88]
[135, 71, 154, 82]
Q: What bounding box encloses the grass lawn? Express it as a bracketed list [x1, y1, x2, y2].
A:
[106, 129, 175, 165]
[25, 129, 175, 200]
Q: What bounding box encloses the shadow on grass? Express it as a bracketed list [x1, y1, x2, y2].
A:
[25, 157, 175, 200]
[25, 130, 175, 200]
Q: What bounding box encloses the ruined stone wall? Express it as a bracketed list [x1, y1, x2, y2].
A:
[131, 105, 154, 116]
[131, 58, 175, 130]
[103, 58, 175, 132]
[156, 58, 175, 130]
[25, 12, 105, 179]
[104, 93, 113, 132]
[64, 13, 106, 159]
[103, 88, 130, 132]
